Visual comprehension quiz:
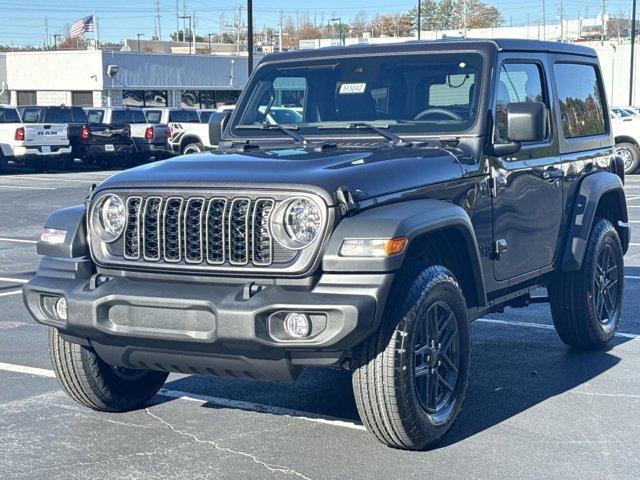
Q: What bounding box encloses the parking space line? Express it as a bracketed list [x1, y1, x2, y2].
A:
[2, 176, 98, 184]
[0, 185, 56, 190]
[0, 361, 366, 431]
[0, 277, 29, 284]
[0, 237, 37, 244]
[476, 318, 638, 339]
[0, 290, 22, 297]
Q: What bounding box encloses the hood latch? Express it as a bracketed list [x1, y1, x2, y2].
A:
[336, 186, 358, 216]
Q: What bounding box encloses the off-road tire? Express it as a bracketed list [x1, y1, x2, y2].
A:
[352, 266, 471, 450]
[549, 218, 624, 349]
[182, 142, 204, 155]
[616, 142, 639, 175]
[49, 327, 168, 412]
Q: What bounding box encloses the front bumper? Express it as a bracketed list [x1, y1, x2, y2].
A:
[23, 259, 393, 381]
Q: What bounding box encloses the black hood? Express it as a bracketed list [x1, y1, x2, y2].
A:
[96, 146, 464, 206]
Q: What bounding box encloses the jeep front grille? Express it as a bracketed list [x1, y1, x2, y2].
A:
[90, 190, 330, 275]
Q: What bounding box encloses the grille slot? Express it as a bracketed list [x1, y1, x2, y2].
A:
[184, 198, 205, 263]
[228, 198, 250, 265]
[252, 199, 274, 265]
[142, 197, 163, 261]
[124, 197, 142, 260]
[163, 197, 184, 262]
[206, 198, 227, 264]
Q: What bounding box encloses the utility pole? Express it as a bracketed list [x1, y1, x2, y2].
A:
[527, 14, 530, 39]
[248, 0, 254, 74]
[44, 17, 49, 49]
[155, 0, 162, 40]
[236, 4, 242, 55]
[559, 0, 564, 41]
[601, 0, 606, 45]
[417, 0, 421, 40]
[179, 16, 192, 53]
[279, 9, 283, 51]
[463, 0, 468, 37]
[176, 0, 179, 41]
[208, 33, 212, 54]
[631, 0, 637, 105]
[192, 12, 196, 54]
[542, 0, 546, 41]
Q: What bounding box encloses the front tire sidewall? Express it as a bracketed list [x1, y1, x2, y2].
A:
[399, 274, 471, 436]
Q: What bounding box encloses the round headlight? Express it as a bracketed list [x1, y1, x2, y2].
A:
[94, 194, 126, 242]
[271, 197, 323, 250]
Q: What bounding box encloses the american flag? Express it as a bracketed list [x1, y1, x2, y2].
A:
[69, 15, 94, 38]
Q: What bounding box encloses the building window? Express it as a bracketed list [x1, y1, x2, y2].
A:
[16, 91, 37, 106]
[72, 91, 94, 107]
[180, 90, 241, 109]
[122, 90, 168, 107]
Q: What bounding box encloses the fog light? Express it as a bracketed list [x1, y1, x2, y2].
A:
[284, 313, 310, 338]
[54, 297, 68, 321]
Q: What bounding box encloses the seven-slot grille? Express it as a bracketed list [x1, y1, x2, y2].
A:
[121, 195, 276, 267]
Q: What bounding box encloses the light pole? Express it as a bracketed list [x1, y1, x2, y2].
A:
[136, 33, 144, 52]
[631, 0, 637, 106]
[417, 0, 422, 40]
[179, 15, 192, 54]
[248, 0, 254, 74]
[207, 33, 213, 54]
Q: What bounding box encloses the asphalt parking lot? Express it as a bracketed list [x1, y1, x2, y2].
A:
[0, 166, 639, 480]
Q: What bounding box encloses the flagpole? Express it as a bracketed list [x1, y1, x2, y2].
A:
[93, 11, 99, 49]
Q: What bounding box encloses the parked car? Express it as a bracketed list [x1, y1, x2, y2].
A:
[611, 107, 637, 119]
[25, 39, 628, 451]
[85, 107, 170, 165]
[0, 105, 71, 171]
[143, 107, 216, 154]
[196, 109, 216, 123]
[18, 105, 92, 168]
[611, 110, 640, 173]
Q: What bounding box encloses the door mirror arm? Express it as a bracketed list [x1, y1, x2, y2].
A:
[487, 141, 522, 158]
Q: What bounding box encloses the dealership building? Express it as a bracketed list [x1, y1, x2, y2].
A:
[0, 50, 250, 109]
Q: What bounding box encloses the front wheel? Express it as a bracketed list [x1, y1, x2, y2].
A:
[616, 142, 639, 174]
[548, 218, 624, 349]
[352, 266, 470, 450]
[49, 328, 168, 412]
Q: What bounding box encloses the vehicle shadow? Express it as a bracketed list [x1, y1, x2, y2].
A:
[159, 323, 630, 445]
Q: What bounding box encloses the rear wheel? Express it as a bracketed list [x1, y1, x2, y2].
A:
[352, 266, 470, 450]
[548, 218, 624, 349]
[182, 142, 204, 155]
[49, 327, 168, 412]
[616, 142, 639, 174]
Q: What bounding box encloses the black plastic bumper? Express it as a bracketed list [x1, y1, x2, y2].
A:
[23, 260, 393, 381]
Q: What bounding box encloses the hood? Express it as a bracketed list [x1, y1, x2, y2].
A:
[96, 145, 465, 206]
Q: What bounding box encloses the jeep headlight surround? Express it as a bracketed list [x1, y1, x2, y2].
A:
[271, 197, 323, 250]
[91, 194, 126, 243]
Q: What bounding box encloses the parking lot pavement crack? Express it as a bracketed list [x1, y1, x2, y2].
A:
[144, 408, 313, 480]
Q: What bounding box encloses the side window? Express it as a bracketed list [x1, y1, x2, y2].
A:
[554, 63, 606, 138]
[495, 62, 546, 141]
[145, 110, 162, 123]
[86, 110, 104, 124]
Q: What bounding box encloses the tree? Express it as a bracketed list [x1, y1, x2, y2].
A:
[298, 21, 321, 40]
[351, 11, 369, 38]
[452, 0, 502, 30]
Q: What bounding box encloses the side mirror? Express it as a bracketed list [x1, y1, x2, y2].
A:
[505, 101, 547, 143]
[208, 111, 232, 146]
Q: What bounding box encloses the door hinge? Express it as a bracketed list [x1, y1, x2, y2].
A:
[488, 177, 498, 197]
[493, 239, 508, 259]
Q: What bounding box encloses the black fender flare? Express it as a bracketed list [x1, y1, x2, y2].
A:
[561, 171, 629, 271]
[37, 204, 88, 259]
[322, 198, 486, 307]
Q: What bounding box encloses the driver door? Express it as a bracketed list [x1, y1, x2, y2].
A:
[490, 55, 564, 282]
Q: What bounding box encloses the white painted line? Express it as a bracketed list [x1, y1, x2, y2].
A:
[156, 388, 366, 431]
[626, 275, 640, 280]
[0, 237, 37, 244]
[0, 362, 55, 378]
[0, 277, 29, 284]
[626, 196, 640, 201]
[0, 361, 366, 431]
[3, 175, 97, 184]
[630, 243, 640, 247]
[0, 185, 56, 190]
[0, 290, 22, 298]
[476, 318, 639, 339]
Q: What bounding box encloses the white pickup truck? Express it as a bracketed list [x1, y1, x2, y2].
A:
[611, 110, 640, 174]
[143, 107, 215, 155]
[85, 107, 171, 164]
[0, 105, 71, 172]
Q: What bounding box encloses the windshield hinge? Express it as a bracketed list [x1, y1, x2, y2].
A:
[336, 186, 358, 216]
[233, 141, 260, 152]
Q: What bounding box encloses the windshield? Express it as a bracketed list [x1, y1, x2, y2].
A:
[233, 52, 483, 137]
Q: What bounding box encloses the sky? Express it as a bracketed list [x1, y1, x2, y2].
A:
[0, 0, 637, 46]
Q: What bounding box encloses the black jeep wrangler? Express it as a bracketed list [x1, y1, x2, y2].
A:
[24, 39, 629, 450]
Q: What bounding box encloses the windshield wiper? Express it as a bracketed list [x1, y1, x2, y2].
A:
[236, 123, 309, 145]
[318, 122, 412, 147]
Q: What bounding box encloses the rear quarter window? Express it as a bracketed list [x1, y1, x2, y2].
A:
[20, 108, 42, 123]
[554, 62, 607, 139]
[131, 110, 147, 123]
[169, 110, 190, 122]
[0, 108, 20, 123]
[145, 110, 162, 123]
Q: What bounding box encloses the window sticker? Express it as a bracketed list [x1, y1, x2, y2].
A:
[339, 83, 367, 95]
